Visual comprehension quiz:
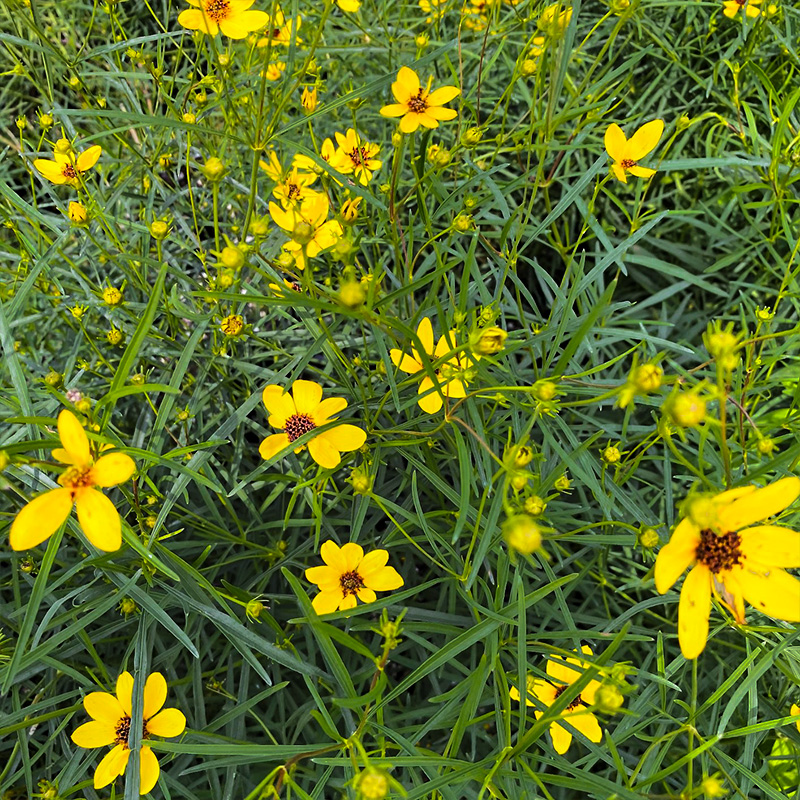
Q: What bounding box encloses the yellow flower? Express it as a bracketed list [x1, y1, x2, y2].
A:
[419, 0, 446, 22]
[178, 0, 269, 38]
[265, 61, 286, 81]
[293, 138, 339, 173]
[268, 194, 342, 270]
[301, 86, 318, 113]
[337, 0, 361, 11]
[334, 128, 382, 184]
[510, 646, 603, 754]
[380, 67, 460, 134]
[71, 671, 186, 794]
[604, 119, 664, 183]
[259, 379, 367, 469]
[389, 317, 476, 414]
[304, 540, 404, 613]
[655, 478, 800, 659]
[220, 314, 244, 336]
[34, 141, 102, 187]
[68, 201, 88, 225]
[722, 0, 761, 16]
[273, 168, 318, 206]
[259, 150, 285, 181]
[256, 7, 301, 45]
[537, 3, 572, 35]
[10, 410, 136, 552]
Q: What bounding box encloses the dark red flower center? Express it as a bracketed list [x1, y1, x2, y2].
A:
[62, 164, 78, 179]
[554, 684, 583, 711]
[114, 715, 149, 749]
[339, 570, 365, 596]
[204, 0, 231, 22]
[620, 158, 637, 169]
[696, 529, 742, 574]
[407, 90, 429, 114]
[284, 413, 316, 442]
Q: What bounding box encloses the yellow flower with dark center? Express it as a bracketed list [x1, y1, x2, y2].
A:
[304, 540, 404, 613]
[380, 67, 460, 134]
[655, 478, 800, 659]
[10, 410, 136, 552]
[604, 119, 664, 183]
[178, 0, 269, 38]
[260, 379, 367, 469]
[510, 646, 603, 754]
[389, 317, 476, 414]
[273, 168, 318, 206]
[220, 314, 244, 336]
[34, 140, 102, 187]
[71, 671, 186, 794]
[269, 194, 342, 270]
[722, 0, 761, 16]
[333, 129, 382, 185]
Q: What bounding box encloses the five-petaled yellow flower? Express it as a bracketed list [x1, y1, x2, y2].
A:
[10, 410, 135, 552]
[655, 477, 800, 660]
[390, 317, 476, 414]
[34, 139, 102, 187]
[178, 0, 269, 38]
[380, 67, 460, 133]
[260, 379, 367, 469]
[511, 646, 603, 754]
[722, 0, 761, 17]
[273, 168, 318, 206]
[269, 193, 343, 269]
[72, 671, 186, 794]
[305, 540, 404, 614]
[334, 129, 382, 184]
[604, 119, 664, 183]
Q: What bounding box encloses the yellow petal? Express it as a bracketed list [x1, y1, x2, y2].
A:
[52, 447, 78, 464]
[358, 549, 389, 578]
[318, 424, 366, 453]
[84, 691, 126, 724]
[390, 349, 422, 373]
[116, 671, 134, 716]
[625, 119, 665, 161]
[143, 672, 167, 719]
[417, 377, 444, 414]
[550, 721, 573, 754]
[312, 397, 347, 425]
[603, 124, 627, 162]
[444, 378, 466, 398]
[611, 163, 628, 183]
[139, 745, 160, 795]
[546, 654, 583, 685]
[94, 743, 130, 789]
[655, 545, 696, 594]
[737, 565, 800, 622]
[532, 680, 557, 705]
[34, 159, 68, 184]
[417, 113, 439, 129]
[178, 7, 218, 33]
[308, 435, 342, 469]
[678, 564, 711, 660]
[628, 165, 656, 179]
[262, 384, 296, 428]
[380, 103, 409, 118]
[427, 85, 460, 105]
[567, 710, 603, 744]
[259, 433, 291, 461]
[356, 587, 377, 604]
[399, 113, 422, 134]
[320, 539, 346, 570]
[305, 565, 340, 588]
[146, 707, 186, 739]
[10, 487, 73, 551]
[291, 379, 323, 414]
[71, 720, 117, 748]
[75, 489, 122, 551]
[394, 66, 420, 98]
[58, 409, 91, 465]
[91, 453, 136, 487]
[740, 525, 800, 568]
[362, 565, 403, 591]
[340, 593, 358, 610]
[718, 477, 800, 531]
[76, 145, 102, 172]
[340, 542, 364, 571]
[312, 590, 342, 614]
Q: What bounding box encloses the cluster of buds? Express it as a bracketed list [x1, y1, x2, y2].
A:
[703, 320, 741, 375]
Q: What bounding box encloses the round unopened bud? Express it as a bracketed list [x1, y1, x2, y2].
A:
[103, 286, 123, 305]
[524, 495, 546, 516]
[595, 683, 625, 713]
[292, 220, 315, 245]
[150, 220, 169, 240]
[633, 364, 662, 393]
[639, 527, 660, 549]
[45, 370, 63, 387]
[701, 776, 728, 799]
[391, 131, 403, 148]
[602, 445, 621, 464]
[503, 514, 542, 555]
[350, 467, 373, 495]
[218, 53, 231, 67]
[106, 327, 124, 346]
[54, 138, 73, 155]
[75, 398, 92, 414]
[130, 373, 146, 386]
[510, 472, 530, 491]
[532, 380, 557, 401]
[119, 597, 138, 615]
[250, 216, 269, 236]
[339, 280, 366, 308]
[610, 0, 629, 12]
[461, 127, 482, 148]
[220, 245, 245, 269]
[202, 156, 226, 181]
[415, 32, 429, 49]
[520, 59, 538, 77]
[433, 148, 452, 169]
[676, 114, 691, 131]
[220, 314, 245, 336]
[40, 113, 54, 128]
[453, 213, 473, 232]
[182, 112, 196, 124]
[357, 768, 390, 800]
[668, 392, 707, 427]
[514, 446, 534, 468]
[276, 251, 295, 269]
[20, 556, 35, 573]
[756, 437, 775, 455]
[472, 326, 507, 356]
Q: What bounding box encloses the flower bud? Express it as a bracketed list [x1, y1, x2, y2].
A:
[757, 437, 776, 455]
[103, 286, 123, 305]
[524, 495, 546, 516]
[471, 325, 507, 356]
[39, 113, 54, 128]
[68, 201, 88, 226]
[520, 59, 538, 77]
[75, 398, 92, 414]
[510, 471, 530, 491]
[701, 776, 728, 799]
[532, 380, 557, 401]
[54, 138, 73, 155]
[554, 474, 571, 492]
[602, 445, 621, 464]
[246, 599, 264, 621]
[341, 197, 361, 224]
[106, 327, 124, 346]
[119, 597, 138, 615]
[357, 768, 390, 800]
[45, 370, 63, 387]
[513, 446, 534, 468]
[150, 220, 169, 240]
[595, 683, 625, 713]
[461, 127, 482, 148]
[638, 527, 660, 549]
[453, 213, 473, 232]
[339, 280, 366, 308]
[220, 245, 245, 269]
[201, 156, 226, 181]
[503, 514, 542, 555]
[292, 220, 315, 245]
[301, 86, 318, 113]
[668, 391, 707, 427]
[182, 111, 196, 124]
[391, 131, 403, 148]
[349, 466, 373, 495]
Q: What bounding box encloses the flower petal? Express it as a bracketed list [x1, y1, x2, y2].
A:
[394, 66, 420, 100]
[292, 379, 323, 415]
[94, 743, 130, 789]
[71, 720, 117, 749]
[146, 708, 186, 739]
[34, 159, 68, 184]
[399, 113, 422, 134]
[611, 163, 627, 183]
[10, 487, 73, 551]
[390, 349, 422, 373]
[425, 106, 458, 121]
[603, 124, 627, 162]
[628, 165, 656, 179]
[92, 453, 136, 487]
[318, 424, 366, 453]
[380, 103, 409, 118]
[143, 672, 167, 720]
[417, 377, 444, 413]
[262, 384, 296, 427]
[75, 489, 122, 551]
[340, 542, 364, 571]
[76, 145, 102, 172]
[259, 433, 291, 461]
[116, 672, 134, 716]
[625, 119, 664, 161]
[740, 525, 800, 568]
[178, 8, 218, 33]
[358, 549, 389, 579]
[718, 477, 800, 531]
[58, 409, 91, 465]
[312, 590, 342, 614]
[427, 85, 460, 105]
[305, 565, 340, 588]
[312, 397, 347, 425]
[567, 710, 603, 744]
[320, 539, 346, 570]
[363, 565, 404, 591]
[550, 721, 573, 754]
[308, 435, 342, 469]
[84, 691, 126, 724]
[356, 587, 377, 604]
[678, 564, 711, 660]
[737, 565, 800, 622]
[139, 745, 160, 795]
[655, 518, 701, 593]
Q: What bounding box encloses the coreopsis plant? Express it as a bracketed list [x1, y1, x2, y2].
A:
[259, 379, 367, 469]
[305, 540, 404, 613]
[177, 0, 270, 38]
[722, 0, 761, 17]
[655, 477, 800, 659]
[390, 317, 476, 413]
[511, 646, 603, 754]
[269, 193, 343, 269]
[604, 120, 665, 183]
[333, 129, 382, 184]
[273, 168, 318, 206]
[10, 409, 135, 552]
[71, 671, 186, 794]
[33, 139, 101, 187]
[380, 67, 460, 133]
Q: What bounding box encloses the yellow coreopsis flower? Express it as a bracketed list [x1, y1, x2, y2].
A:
[178, 0, 269, 38]
[71, 671, 186, 794]
[256, 7, 301, 46]
[260, 379, 367, 469]
[273, 168, 318, 206]
[305, 540, 404, 614]
[269, 193, 342, 269]
[604, 119, 664, 183]
[655, 477, 800, 659]
[380, 67, 460, 134]
[293, 138, 340, 173]
[389, 317, 476, 414]
[334, 129, 382, 184]
[510, 646, 603, 754]
[337, 0, 361, 11]
[259, 151, 285, 181]
[722, 0, 761, 17]
[33, 140, 102, 187]
[10, 410, 136, 552]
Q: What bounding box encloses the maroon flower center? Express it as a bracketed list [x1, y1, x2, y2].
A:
[287, 182, 301, 200]
[62, 163, 77, 179]
[59, 465, 94, 492]
[339, 570, 366, 596]
[696, 529, 742, 574]
[348, 147, 370, 168]
[620, 158, 637, 169]
[407, 90, 429, 114]
[114, 715, 149, 749]
[204, 0, 231, 22]
[284, 413, 316, 442]
[554, 684, 583, 711]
